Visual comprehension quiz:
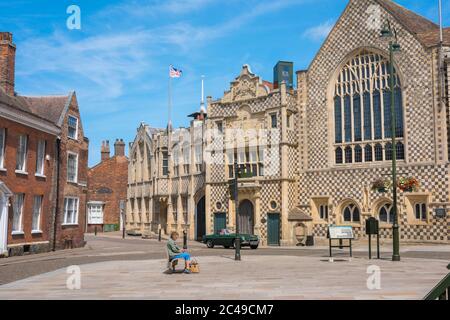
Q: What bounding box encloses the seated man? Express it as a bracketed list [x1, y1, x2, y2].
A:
[167, 231, 191, 274]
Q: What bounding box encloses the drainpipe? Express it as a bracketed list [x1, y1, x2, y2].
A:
[52, 138, 61, 251]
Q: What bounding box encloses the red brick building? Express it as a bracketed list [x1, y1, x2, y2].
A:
[0, 92, 60, 256]
[0, 32, 89, 256]
[87, 139, 128, 233]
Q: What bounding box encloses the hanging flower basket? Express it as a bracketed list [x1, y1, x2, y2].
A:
[371, 178, 392, 193]
[397, 177, 420, 193]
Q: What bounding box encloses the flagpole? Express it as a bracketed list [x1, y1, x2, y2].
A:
[168, 66, 172, 130]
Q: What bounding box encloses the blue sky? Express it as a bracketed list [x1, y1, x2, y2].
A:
[1, 0, 449, 166]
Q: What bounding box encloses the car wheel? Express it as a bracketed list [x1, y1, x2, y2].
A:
[224, 246, 230, 249]
[231, 240, 236, 249]
[206, 240, 214, 248]
[250, 245, 258, 250]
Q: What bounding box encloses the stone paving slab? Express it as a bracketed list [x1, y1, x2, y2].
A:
[0, 255, 447, 300]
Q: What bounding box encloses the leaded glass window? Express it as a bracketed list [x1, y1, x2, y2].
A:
[334, 50, 405, 165]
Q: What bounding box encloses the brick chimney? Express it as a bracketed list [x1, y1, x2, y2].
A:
[0, 32, 16, 96]
[114, 139, 125, 157]
[101, 140, 110, 161]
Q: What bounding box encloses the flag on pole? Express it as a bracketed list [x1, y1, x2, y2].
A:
[169, 65, 183, 78]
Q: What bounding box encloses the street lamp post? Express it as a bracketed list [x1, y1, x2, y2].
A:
[381, 21, 401, 261]
[234, 159, 241, 261]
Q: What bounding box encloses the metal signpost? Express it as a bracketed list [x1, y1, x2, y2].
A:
[234, 160, 241, 261]
[120, 200, 126, 239]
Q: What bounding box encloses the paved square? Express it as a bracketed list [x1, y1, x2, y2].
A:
[0, 255, 447, 300]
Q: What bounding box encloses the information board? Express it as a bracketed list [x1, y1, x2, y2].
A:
[328, 225, 354, 239]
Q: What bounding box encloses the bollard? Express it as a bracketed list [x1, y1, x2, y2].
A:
[158, 228, 162, 242]
[183, 230, 187, 249]
[95, 226, 97, 236]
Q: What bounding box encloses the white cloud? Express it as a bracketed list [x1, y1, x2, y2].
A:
[17, 30, 155, 99]
[16, 0, 305, 102]
[303, 19, 334, 41]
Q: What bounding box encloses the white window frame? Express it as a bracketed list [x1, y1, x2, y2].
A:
[0, 128, 5, 169]
[35, 139, 46, 177]
[32, 195, 43, 233]
[63, 197, 79, 225]
[68, 115, 79, 140]
[88, 203, 104, 225]
[12, 193, 25, 234]
[15, 134, 28, 173]
[67, 152, 79, 183]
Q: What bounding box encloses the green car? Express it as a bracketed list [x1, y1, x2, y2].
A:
[202, 229, 259, 249]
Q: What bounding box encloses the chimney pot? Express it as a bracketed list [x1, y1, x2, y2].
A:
[114, 138, 125, 157]
[101, 140, 110, 161]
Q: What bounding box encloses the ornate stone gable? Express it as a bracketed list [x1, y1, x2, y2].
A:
[221, 65, 270, 104]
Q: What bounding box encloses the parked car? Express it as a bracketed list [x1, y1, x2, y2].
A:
[202, 229, 259, 249]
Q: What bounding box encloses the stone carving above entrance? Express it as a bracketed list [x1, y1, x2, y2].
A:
[221, 65, 270, 103]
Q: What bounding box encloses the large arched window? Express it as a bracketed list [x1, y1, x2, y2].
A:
[334, 50, 405, 164]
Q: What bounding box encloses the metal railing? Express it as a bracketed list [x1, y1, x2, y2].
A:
[424, 264, 450, 300]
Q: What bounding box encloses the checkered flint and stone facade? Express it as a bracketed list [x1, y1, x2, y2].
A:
[298, 0, 449, 244]
[128, 0, 449, 245]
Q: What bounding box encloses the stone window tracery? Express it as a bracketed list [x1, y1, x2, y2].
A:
[333, 50, 405, 164]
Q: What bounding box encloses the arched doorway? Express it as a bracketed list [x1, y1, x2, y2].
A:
[238, 200, 254, 235]
[195, 196, 206, 241]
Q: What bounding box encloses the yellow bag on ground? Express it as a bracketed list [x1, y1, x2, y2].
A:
[189, 258, 200, 273]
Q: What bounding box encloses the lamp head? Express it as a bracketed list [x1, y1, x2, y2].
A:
[392, 43, 401, 52]
[380, 20, 393, 39]
[380, 28, 393, 38]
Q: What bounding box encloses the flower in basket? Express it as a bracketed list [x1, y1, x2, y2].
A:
[372, 178, 392, 192]
[397, 177, 420, 192]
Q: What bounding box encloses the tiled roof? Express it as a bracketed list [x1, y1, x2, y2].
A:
[416, 28, 450, 48]
[20, 95, 69, 126]
[0, 87, 69, 129]
[376, 0, 447, 48]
